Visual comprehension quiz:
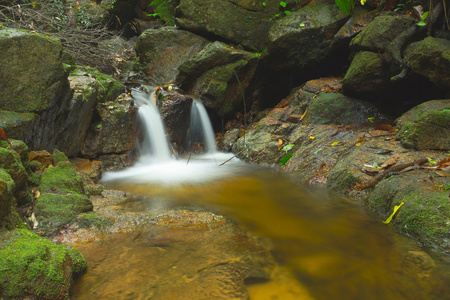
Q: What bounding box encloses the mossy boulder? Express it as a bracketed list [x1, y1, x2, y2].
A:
[396, 100, 450, 150]
[51, 148, 69, 165]
[366, 173, 450, 252]
[38, 162, 85, 195]
[177, 41, 259, 117]
[0, 111, 38, 143]
[0, 169, 14, 223]
[82, 93, 137, 157]
[267, 0, 348, 71]
[404, 37, 450, 89]
[135, 27, 209, 85]
[350, 14, 414, 51]
[342, 51, 397, 96]
[0, 28, 70, 113]
[34, 193, 93, 235]
[0, 228, 87, 299]
[0, 146, 32, 205]
[175, 0, 306, 50]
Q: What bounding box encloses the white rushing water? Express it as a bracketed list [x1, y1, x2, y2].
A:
[101, 89, 241, 186]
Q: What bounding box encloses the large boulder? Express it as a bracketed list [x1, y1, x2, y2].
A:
[177, 41, 259, 117]
[0, 146, 31, 206]
[175, 0, 307, 50]
[0, 229, 87, 299]
[404, 37, 450, 90]
[135, 27, 209, 85]
[396, 100, 450, 151]
[267, 0, 348, 72]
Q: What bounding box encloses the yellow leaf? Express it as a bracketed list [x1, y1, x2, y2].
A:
[383, 202, 404, 224]
[309, 136, 315, 140]
[331, 141, 339, 146]
[277, 139, 283, 151]
[300, 107, 308, 121]
[355, 142, 362, 146]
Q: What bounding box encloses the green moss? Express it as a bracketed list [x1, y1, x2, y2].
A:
[328, 169, 359, 195]
[51, 148, 69, 165]
[66, 246, 87, 277]
[0, 168, 14, 222]
[0, 229, 74, 298]
[77, 212, 113, 230]
[34, 193, 93, 234]
[39, 162, 85, 195]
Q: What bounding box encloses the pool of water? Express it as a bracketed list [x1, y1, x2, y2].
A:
[71, 154, 450, 300]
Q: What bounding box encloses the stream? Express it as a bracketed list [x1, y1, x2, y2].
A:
[70, 90, 450, 299]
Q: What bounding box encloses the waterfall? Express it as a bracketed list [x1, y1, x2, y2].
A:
[132, 89, 172, 161]
[189, 99, 217, 153]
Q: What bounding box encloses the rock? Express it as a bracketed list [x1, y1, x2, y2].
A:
[82, 93, 137, 157]
[175, 0, 306, 50]
[51, 149, 69, 165]
[177, 41, 259, 117]
[366, 172, 450, 252]
[0, 28, 70, 113]
[0, 169, 14, 223]
[350, 14, 415, 51]
[342, 51, 398, 96]
[135, 27, 209, 85]
[34, 193, 94, 235]
[222, 128, 240, 152]
[267, 0, 348, 71]
[29, 150, 52, 169]
[0, 228, 86, 299]
[333, 7, 376, 48]
[404, 37, 450, 89]
[70, 158, 103, 184]
[159, 93, 193, 150]
[396, 100, 450, 150]
[0, 146, 32, 205]
[39, 162, 86, 195]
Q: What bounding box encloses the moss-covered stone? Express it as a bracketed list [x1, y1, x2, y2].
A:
[76, 211, 113, 230]
[0, 229, 77, 299]
[0, 110, 38, 142]
[396, 100, 450, 150]
[350, 14, 414, 51]
[69, 65, 124, 103]
[38, 162, 85, 195]
[0, 169, 14, 223]
[34, 193, 93, 234]
[0, 146, 32, 205]
[66, 246, 88, 277]
[51, 148, 69, 165]
[404, 37, 450, 89]
[1, 139, 32, 174]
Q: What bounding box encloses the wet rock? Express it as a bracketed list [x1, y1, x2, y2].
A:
[0, 145, 32, 205]
[175, 0, 305, 50]
[0, 228, 86, 299]
[82, 93, 137, 157]
[350, 14, 415, 52]
[177, 41, 259, 117]
[0, 169, 14, 223]
[135, 27, 209, 85]
[396, 100, 450, 151]
[267, 0, 348, 71]
[222, 128, 240, 152]
[366, 171, 450, 252]
[404, 37, 450, 89]
[159, 93, 193, 149]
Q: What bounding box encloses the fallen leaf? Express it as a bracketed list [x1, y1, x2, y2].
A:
[281, 144, 294, 152]
[436, 157, 450, 170]
[0, 127, 8, 140]
[279, 153, 293, 165]
[300, 107, 308, 121]
[380, 153, 399, 168]
[427, 157, 437, 165]
[375, 124, 393, 132]
[355, 142, 362, 146]
[331, 141, 339, 146]
[435, 171, 450, 177]
[277, 139, 283, 151]
[383, 202, 404, 224]
[309, 136, 315, 140]
[367, 117, 375, 122]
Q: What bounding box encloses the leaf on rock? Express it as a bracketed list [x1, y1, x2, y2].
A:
[383, 202, 404, 224]
[279, 153, 293, 165]
[435, 171, 450, 177]
[300, 107, 308, 121]
[281, 144, 294, 152]
[277, 139, 283, 151]
[0, 127, 8, 140]
[436, 157, 450, 170]
[380, 153, 399, 168]
[375, 124, 393, 132]
[427, 157, 437, 165]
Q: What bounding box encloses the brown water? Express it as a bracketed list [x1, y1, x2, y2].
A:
[71, 165, 450, 300]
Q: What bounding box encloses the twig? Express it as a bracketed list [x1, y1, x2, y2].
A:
[218, 148, 245, 166]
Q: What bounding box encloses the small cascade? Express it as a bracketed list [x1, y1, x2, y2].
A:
[188, 99, 217, 153]
[132, 89, 172, 161]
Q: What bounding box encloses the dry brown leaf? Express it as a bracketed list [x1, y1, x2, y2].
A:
[381, 153, 399, 168]
[435, 171, 450, 177]
[436, 157, 450, 170]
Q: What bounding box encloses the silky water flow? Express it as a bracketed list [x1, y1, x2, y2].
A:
[72, 88, 450, 300]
